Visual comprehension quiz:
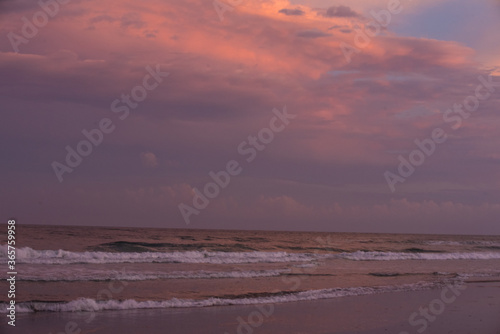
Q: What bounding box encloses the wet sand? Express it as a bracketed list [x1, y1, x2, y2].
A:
[3, 280, 499, 334]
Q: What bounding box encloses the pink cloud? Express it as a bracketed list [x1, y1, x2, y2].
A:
[1, 0, 499, 232]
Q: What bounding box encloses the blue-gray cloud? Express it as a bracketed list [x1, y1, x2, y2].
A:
[279, 8, 304, 16]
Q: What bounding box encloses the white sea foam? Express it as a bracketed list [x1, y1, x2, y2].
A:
[0, 281, 444, 313]
[0, 245, 319, 265]
[2, 245, 499, 266]
[0, 268, 289, 281]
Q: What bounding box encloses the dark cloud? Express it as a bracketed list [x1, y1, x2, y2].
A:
[90, 14, 117, 24]
[0, 0, 39, 14]
[278, 8, 304, 16]
[321, 5, 359, 18]
[121, 12, 145, 29]
[296, 29, 330, 38]
[328, 25, 352, 33]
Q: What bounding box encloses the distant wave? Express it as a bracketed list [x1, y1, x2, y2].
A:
[95, 240, 257, 252]
[424, 240, 500, 247]
[0, 281, 446, 313]
[0, 269, 289, 282]
[336, 251, 500, 261]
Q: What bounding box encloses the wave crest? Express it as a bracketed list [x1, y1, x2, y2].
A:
[0, 281, 447, 313]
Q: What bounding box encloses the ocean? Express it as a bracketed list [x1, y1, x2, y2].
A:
[1, 225, 500, 332]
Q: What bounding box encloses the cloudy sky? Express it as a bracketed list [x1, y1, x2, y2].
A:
[1, 0, 500, 234]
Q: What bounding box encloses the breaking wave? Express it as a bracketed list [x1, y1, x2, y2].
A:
[2, 246, 499, 266]
[0, 281, 449, 313]
[0, 245, 319, 265]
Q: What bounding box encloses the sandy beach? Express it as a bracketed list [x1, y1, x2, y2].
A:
[3, 280, 498, 334]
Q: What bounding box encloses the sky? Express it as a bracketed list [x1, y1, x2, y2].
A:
[1, 0, 500, 234]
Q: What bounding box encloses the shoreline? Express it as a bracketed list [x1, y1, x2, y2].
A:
[2, 280, 499, 334]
